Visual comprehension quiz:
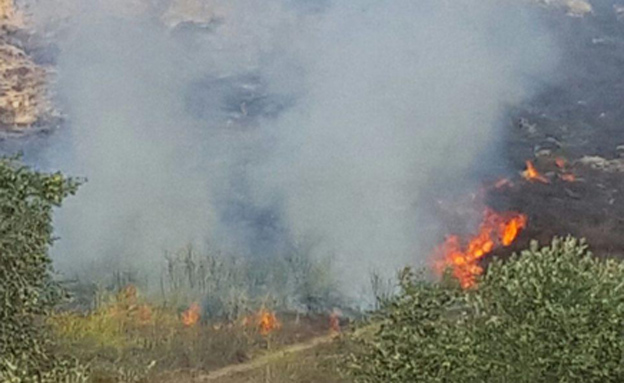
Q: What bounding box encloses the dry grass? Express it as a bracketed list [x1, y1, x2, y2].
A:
[202, 345, 349, 383]
[49, 242, 347, 382]
[49, 284, 345, 383]
[152, 341, 352, 383]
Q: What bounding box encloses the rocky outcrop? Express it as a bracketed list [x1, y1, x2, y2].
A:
[533, 0, 593, 16]
[1, 0, 24, 30]
[0, 42, 52, 128]
[0, 0, 53, 131]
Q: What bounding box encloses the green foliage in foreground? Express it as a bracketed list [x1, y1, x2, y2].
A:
[348, 237, 624, 383]
[0, 157, 83, 382]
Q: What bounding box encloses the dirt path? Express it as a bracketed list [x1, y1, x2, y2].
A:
[194, 333, 340, 382]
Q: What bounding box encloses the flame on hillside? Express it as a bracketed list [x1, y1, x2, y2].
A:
[433, 209, 527, 289]
[181, 302, 201, 327]
[241, 308, 281, 335]
[258, 309, 281, 336]
[522, 160, 549, 183]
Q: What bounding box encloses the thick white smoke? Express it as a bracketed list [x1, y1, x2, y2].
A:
[45, 0, 299, 275]
[248, 0, 557, 297]
[33, 0, 556, 299]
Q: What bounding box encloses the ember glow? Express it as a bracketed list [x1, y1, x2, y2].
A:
[433, 209, 527, 288]
[522, 160, 549, 183]
[181, 302, 201, 327]
[559, 173, 576, 182]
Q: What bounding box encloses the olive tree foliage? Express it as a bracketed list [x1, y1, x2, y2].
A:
[348, 237, 624, 383]
[0, 156, 85, 382]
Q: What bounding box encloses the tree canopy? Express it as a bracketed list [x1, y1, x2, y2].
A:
[348, 237, 624, 383]
[0, 156, 83, 381]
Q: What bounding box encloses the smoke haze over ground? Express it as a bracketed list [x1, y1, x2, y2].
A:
[20, 0, 557, 300]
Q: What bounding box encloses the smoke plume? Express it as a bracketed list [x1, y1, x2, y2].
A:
[28, 0, 556, 300]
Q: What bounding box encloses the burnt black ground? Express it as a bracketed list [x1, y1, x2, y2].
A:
[490, 1, 624, 257]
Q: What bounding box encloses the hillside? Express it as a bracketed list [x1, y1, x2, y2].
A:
[0, 0, 54, 133]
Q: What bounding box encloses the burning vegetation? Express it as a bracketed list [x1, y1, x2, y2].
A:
[257, 309, 281, 336]
[522, 160, 549, 183]
[4, 0, 624, 382]
[433, 153, 590, 288]
[433, 209, 527, 288]
[181, 302, 201, 327]
[47, 281, 340, 381]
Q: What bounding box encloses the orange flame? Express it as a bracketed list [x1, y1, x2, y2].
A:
[555, 157, 566, 168]
[522, 161, 549, 183]
[181, 302, 201, 327]
[500, 214, 527, 246]
[258, 309, 281, 336]
[433, 209, 527, 289]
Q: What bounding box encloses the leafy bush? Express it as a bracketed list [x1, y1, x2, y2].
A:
[0, 156, 82, 382]
[348, 237, 624, 383]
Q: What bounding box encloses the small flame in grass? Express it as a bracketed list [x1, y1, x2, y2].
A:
[555, 157, 567, 168]
[522, 160, 549, 183]
[258, 309, 281, 336]
[500, 214, 527, 246]
[182, 302, 201, 327]
[433, 209, 527, 289]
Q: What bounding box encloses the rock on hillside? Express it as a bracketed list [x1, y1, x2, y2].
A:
[1, 0, 24, 30]
[0, 0, 54, 132]
[532, 0, 593, 16]
[0, 42, 52, 129]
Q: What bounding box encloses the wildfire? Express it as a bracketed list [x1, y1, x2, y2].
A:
[181, 302, 201, 327]
[240, 308, 281, 335]
[555, 157, 566, 168]
[522, 160, 549, 183]
[433, 209, 527, 289]
[258, 309, 281, 336]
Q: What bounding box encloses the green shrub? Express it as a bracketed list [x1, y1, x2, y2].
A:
[348, 237, 624, 383]
[0, 156, 83, 381]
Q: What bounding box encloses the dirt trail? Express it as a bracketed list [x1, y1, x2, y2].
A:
[194, 333, 340, 382]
